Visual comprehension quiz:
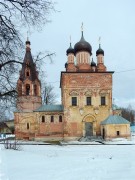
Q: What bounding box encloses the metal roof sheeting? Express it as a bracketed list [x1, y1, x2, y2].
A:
[101, 115, 130, 125]
[34, 104, 64, 112]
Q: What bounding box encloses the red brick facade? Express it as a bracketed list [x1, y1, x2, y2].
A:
[15, 32, 115, 141]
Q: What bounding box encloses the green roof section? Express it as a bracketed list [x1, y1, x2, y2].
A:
[101, 115, 130, 125]
[34, 104, 64, 112]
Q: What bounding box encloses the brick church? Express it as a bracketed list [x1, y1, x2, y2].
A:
[14, 28, 131, 141]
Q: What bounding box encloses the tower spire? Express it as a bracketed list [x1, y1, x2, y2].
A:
[27, 31, 29, 41]
[81, 22, 84, 37]
[98, 36, 101, 48]
[26, 31, 30, 50]
[70, 35, 72, 47]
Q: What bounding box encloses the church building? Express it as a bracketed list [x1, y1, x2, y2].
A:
[14, 28, 131, 141]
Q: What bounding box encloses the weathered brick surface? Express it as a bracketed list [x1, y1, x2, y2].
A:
[61, 72, 113, 137]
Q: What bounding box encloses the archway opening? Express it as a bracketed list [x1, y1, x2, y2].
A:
[83, 114, 96, 137]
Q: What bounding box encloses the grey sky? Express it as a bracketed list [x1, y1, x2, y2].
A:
[24, 0, 135, 108]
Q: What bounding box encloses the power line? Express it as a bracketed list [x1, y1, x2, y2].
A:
[47, 68, 135, 84]
[115, 69, 135, 73]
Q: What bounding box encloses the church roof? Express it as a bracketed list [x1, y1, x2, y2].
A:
[66, 42, 74, 55]
[19, 40, 39, 82]
[34, 104, 64, 112]
[74, 32, 92, 55]
[96, 44, 104, 56]
[101, 115, 130, 125]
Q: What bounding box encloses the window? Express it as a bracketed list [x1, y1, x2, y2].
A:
[26, 84, 30, 95]
[34, 85, 37, 95]
[72, 97, 77, 106]
[117, 131, 120, 136]
[86, 97, 91, 105]
[42, 116, 45, 123]
[27, 123, 29, 130]
[59, 115, 62, 122]
[26, 71, 29, 77]
[101, 96, 106, 105]
[51, 116, 54, 123]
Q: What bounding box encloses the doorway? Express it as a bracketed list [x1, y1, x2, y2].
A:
[103, 128, 105, 139]
[85, 122, 93, 136]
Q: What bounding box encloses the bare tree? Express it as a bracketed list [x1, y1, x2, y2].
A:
[0, 0, 55, 118]
[42, 84, 57, 105]
[121, 105, 135, 124]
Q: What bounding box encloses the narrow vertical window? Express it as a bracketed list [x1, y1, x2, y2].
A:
[59, 115, 62, 122]
[72, 97, 77, 106]
[51, 116, 54, 123]
[27, 123, 29, 130]
[26, 71, 29, 77]
[42, 116, 45, 123]
[86, 97, 91, 105]
[34, 85, 37, 95]
[26, 84, 30, 95]
[117, 131, 120, 136]
[101, 96, 106, 105]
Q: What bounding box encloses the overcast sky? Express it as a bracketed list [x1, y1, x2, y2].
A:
[23, 0, 135, 109]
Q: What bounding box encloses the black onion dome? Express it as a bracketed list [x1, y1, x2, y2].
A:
[91, 58, 96, 67]
[26, 40, 31, 45]
[74, 32, 92, 55]
[96, 44, 104, 56]
[66, 43, 74, 55]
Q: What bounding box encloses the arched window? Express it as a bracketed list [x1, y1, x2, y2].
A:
[26, 71, 30, 76]
[34, 85, 37, 95]
[27, 123, 30, 130]
[59, 115, 62, 122]
[51, 116, 54, 123]
[26, 84, 30, 95]
[42, 116, 45, 123]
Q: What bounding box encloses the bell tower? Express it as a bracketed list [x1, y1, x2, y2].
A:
[17, 39, 42, 112]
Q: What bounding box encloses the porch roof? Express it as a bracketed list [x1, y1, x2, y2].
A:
[101, 115, 130, 125]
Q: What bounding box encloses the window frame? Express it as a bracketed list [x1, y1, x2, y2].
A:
[41, 116, 45, 123]
[59, 115, 62, 123]
[26, 71, 30, 77]
[86, 96, 91, 106]
[34, 85, 37, 96]
[101, 96, 106, 106]
[27, 123, 30, 130]
[117, 131, 120, 136]
[51, 115, 54, 123]
[72, 97, 77, 106]
[26, 84, 30, 95]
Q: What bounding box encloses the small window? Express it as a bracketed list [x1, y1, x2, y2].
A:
[101, 96, 106, 105]
[26, 71, 29, 76]
[34, 85, 37, 95]
[72, 97, 77, 106]
[117, 131, 120, 136]
[86, 97, 91, 106]
[26, 84, 30, 95]
[27, 123, 29, 130]
[59, 115, 62, 122]
[51, 116, 54, 123]
[42, 116, 45, 123]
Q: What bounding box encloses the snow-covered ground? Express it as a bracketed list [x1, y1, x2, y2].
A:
[0, 139, 135, 180]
